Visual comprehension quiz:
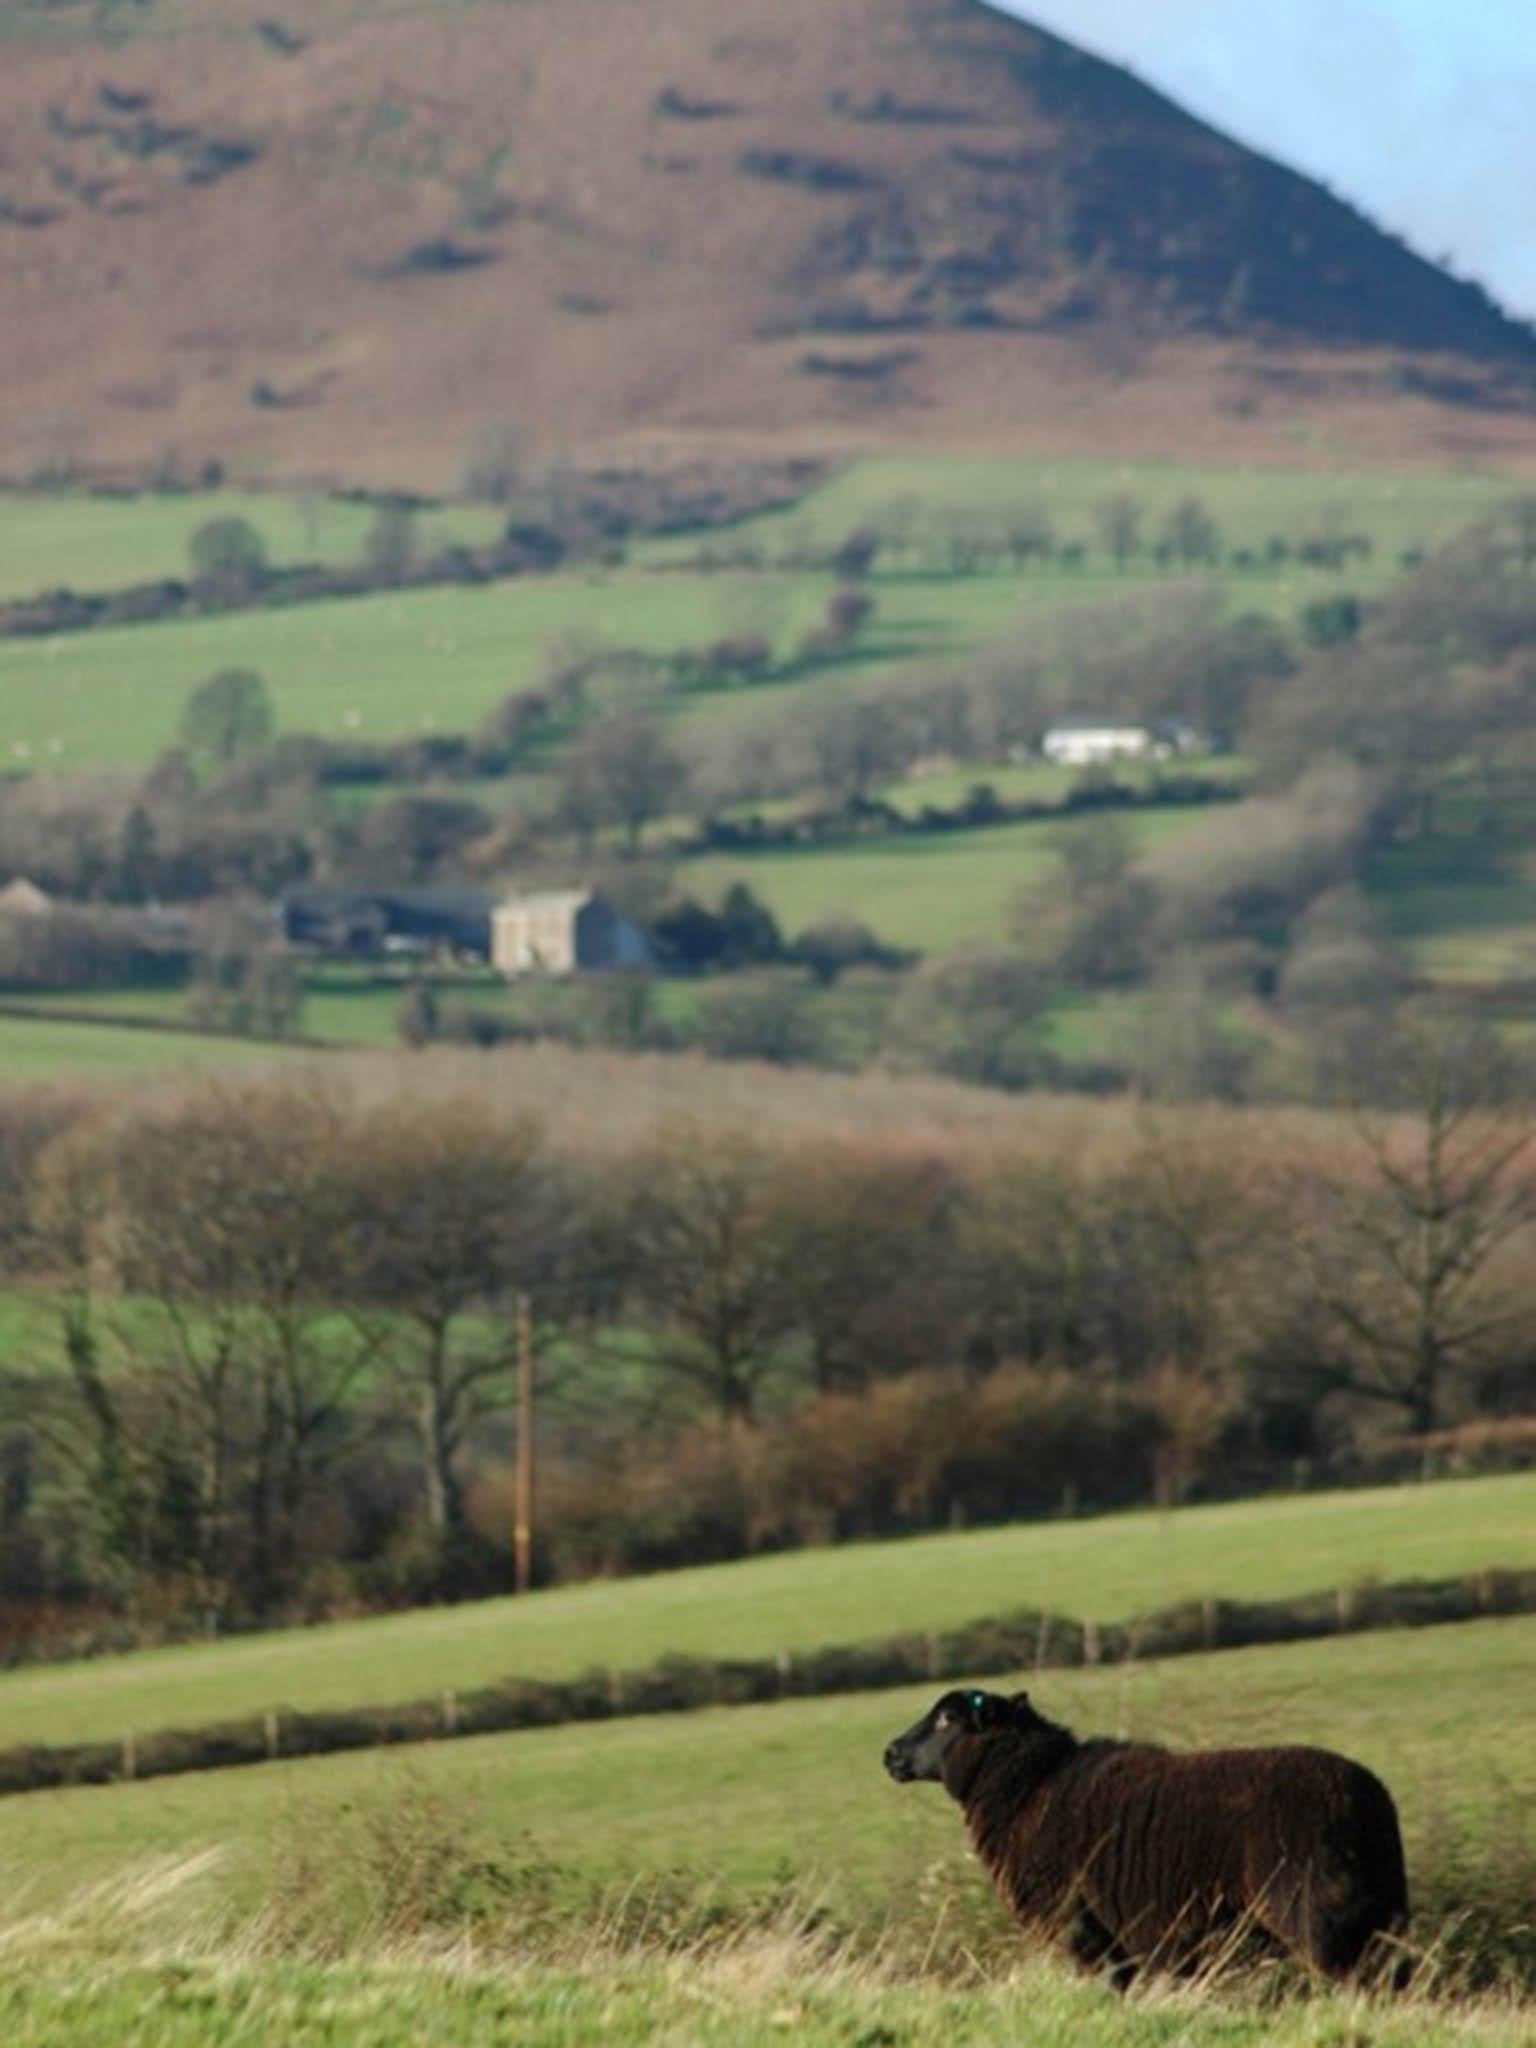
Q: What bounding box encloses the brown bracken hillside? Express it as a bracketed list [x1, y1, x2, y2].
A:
[3, 0, 1535, 488]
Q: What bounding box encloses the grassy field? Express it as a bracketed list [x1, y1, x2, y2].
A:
[0, 560, 1333, 773]
[0, 445, 1495, 774]
[0, 493, 504, 606]
[0, 1473, 1529, 1752]
[643, 453, 1520, 571]
[0, 1013, 300, 1079]
[36, 1619, 1534, 1893]
[2, 455, 1503, 609]
[0, 1471, 1530, 2043]
[0, 1927, 1522, 2048]
[0, 1621, 1529, 1990]
[687, 804, 1202, 951]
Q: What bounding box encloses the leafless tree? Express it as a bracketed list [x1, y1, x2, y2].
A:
[557, 711, 687, 850]
[345, 1101, 553, 1545]
[621, 1126, 800, 1422]
[1303, 1017, 1536, 1436]
[1095, 493, 1143, 570]
[461, 418, 524, 505]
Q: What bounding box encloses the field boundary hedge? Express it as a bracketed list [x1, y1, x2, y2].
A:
[1, 1566, 1530, 1799]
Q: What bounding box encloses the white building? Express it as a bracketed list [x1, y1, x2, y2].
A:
[491, 889, 654, 977]
[1040, 721, 1202, 767]
[1041, 722, 1155, 767]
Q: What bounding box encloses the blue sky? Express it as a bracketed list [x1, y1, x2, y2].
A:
[991, 2, 1536, 317]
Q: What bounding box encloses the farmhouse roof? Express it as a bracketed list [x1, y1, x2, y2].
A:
[495, 888, 596, 914]
[283, 885, 492, 917]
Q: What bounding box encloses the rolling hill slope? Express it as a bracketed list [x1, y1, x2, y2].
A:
[2, 0, 1534, 487]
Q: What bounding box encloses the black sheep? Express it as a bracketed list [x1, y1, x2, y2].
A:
[884, 1688, 1409, 1987]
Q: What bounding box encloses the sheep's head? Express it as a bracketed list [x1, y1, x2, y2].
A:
[883, 1688, 1020, 1784]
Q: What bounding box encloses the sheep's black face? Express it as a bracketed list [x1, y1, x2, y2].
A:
[883, 1689, 1014, 1783]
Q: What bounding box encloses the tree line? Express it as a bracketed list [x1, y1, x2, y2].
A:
[1, 1025, 1531, 1658]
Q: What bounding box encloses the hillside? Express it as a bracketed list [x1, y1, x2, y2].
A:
[2, 0, 1535, 488]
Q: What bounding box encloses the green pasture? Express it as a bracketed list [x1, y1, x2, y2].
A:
[643, 451, 1521, 569]
[0, 493, 503, 606]
[0, 568, 835, 771]
[0, 1013, 297, 1080]
[0, 560, 1328, 774]
[0, 456, 1441, 775]
[0, 1619, 1529, 1931]
[0, 1472, 1528, 1752]
[0, 970, 700, 1058]
[686, 805, 1197, 952]
[2, 453, 1507, 618]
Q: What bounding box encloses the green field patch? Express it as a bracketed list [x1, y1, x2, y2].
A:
[0, 545, 1379, 774]
[0, 1618, 1528, 1936]
[0, 1014, 298, 1079]
[0, 1473, 1528, 1753]
[686, 806, 1196, 951]
[643, 452, 1517, 569]
[0, 569, 833, 771]
[0, 493, 504, 605]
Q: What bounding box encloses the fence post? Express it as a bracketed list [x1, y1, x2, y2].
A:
[442, 1689, 458, 1736]
[1083, 1619, 1100, 1667]
[264, 1709, 280, 1761]
[121, 1731, 136, 1783]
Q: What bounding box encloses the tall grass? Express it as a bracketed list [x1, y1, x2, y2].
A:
[0, 1787, 1527, 2048]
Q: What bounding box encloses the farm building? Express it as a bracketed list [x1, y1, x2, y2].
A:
[492, 889, 654, 977]
[281, 887, 493, 959]
[1040, 720, 1202, 766]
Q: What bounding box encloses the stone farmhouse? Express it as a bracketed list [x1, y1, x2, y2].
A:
[281, 884, 653, 977]
[491, 889, 653, 977]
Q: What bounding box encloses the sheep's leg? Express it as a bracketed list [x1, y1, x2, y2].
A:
[1066, 1907, 1137, 1993]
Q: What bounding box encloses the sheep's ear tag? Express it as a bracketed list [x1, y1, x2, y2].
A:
[969, 1691, 988, 1716]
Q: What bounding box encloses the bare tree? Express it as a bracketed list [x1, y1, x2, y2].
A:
[622, 1126, 799, 1421]
[884, 946, 1051, 1090]
[364, 501, 419, 583]
[461, 419, 524, 506]
[29, 1081, 381, 1618]
[348, 1102, 549, 1543]
[1304, 1018, 1536, 1436]
[1095, 493, 1143, 570]
[1160, 496, 1222, 569]
[805, 694, 903, 805]
[557, 712, 687, 850]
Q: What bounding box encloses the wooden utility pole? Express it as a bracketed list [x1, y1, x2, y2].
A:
[514, 1290, 535, 1595]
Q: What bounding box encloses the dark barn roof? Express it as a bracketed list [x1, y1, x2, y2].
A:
[282, 886, 493, 955]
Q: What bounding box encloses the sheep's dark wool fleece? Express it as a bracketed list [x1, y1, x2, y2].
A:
[884, 1688, 1408, 1986]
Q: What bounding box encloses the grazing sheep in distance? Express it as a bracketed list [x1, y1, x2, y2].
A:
[883, 1688, 1409, 1987]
